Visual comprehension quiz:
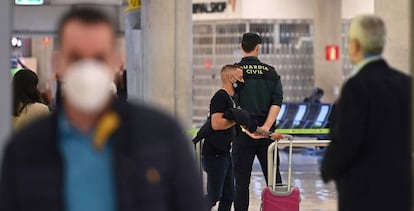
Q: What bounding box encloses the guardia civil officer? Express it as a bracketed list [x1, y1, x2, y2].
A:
[233, 33, 284, 211]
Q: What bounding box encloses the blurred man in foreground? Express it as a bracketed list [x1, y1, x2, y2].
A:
[0, 7, 205, 211]
[321, 15, 412, 211]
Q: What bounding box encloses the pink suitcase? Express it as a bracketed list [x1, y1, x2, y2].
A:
[261, 135, 300, 211]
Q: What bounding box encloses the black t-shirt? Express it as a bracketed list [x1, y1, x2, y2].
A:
[202, 89, 235, 156]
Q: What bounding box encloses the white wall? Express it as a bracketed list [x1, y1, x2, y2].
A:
[14, 6, 68, 34]
[241, 0, 316, 19]
[193, 0, 375, 21]
[193, 0, 317, 20]
[375, 0, 410, 73]
[13, 5, 125, 35]
[342, 0, 374, 19]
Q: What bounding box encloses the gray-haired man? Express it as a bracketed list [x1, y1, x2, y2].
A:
[321, 15, 412, 211]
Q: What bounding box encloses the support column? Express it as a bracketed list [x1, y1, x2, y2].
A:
[410, 0, 414, 197]
[31, 37, 54, 91]
[125, 6, 143, 103]
[314, 0, 343, 102]
[0, 1, 12, 161]
[140, 0, 193, 128]
[375, 0, 410, 73]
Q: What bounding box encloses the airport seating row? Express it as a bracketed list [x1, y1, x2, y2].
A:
[186, 103, 333, 139]
[276, 103, 332, 129]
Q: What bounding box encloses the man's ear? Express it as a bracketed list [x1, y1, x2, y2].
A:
[112, 45, 124, 74]
[255, 45, 260, 53]
[350, 39, 360, 51]
[227, 73, 233, 83]
[106, 53, 120, 75]
[354, 40, 362, 53]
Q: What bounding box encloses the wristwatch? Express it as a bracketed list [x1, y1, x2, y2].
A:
[268, 131, 273, 139]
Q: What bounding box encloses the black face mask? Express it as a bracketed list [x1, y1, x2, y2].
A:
[233, 81, 245, 93]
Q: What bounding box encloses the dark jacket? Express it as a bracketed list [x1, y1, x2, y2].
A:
[235, 56, 283, 127]
[191, 108, 256, 144]
[321, 59, 412, 211]
[0, 101, 206, 211]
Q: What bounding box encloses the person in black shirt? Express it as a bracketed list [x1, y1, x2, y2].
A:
[202, 65, 244, 211]
[233, 33, 284, 211]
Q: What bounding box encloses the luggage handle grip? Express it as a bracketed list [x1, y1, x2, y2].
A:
[267, 134, 294, 191]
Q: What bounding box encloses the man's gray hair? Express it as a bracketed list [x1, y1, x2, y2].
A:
[349, 15, 386, 54]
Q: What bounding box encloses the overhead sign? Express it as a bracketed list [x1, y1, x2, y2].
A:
[15, 0, 44, 5]
[126, 0, 141, 12]
[193, 1, 227, 14]
[325, 45, 340, 61]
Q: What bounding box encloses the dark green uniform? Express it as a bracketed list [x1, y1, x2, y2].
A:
[233, 56, 283, 211]
[235, 57, 283, 123]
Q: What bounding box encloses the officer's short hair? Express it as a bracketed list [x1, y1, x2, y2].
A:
[56, 7, 116, 47]
[241, 33, 262, 53]
[349, 15, 386, 55]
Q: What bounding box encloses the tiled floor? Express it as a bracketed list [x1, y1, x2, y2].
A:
[208, 148, 337, 211]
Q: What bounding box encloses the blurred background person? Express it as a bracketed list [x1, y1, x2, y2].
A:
[12, 68, 49, 131]
[0, 7, 205, 211]
[303, 87, 324, 103]
[321, 15, 412, 211]
[41, 90, 52, 107]
[40, 81, 53, 107]
[114, 67, 127, 102]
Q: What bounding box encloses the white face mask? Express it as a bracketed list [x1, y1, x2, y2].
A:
[62, 60, 114, 114]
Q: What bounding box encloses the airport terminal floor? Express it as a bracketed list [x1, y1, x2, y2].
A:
[208, 152, 337, 211]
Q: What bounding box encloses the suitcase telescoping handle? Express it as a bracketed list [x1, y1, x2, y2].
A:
[267, 134, 294, 191]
